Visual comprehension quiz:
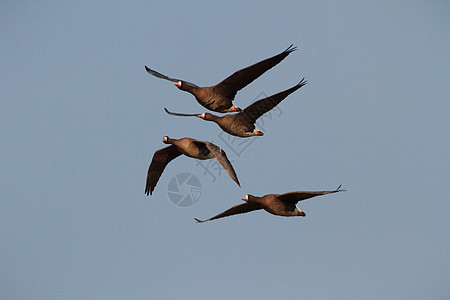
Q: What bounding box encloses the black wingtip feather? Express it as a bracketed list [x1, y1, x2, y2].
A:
[144, 187, 152, 196]
[298, 77, 307, 87]
[285, 44, 298, 53]
[144, 66, 165, 78]
[336, 184, 347, 192]
[194, 218, 206, 223]
[163, 108, 200, 117]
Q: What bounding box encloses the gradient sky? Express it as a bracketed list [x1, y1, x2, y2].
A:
[1, 1, 449, 299]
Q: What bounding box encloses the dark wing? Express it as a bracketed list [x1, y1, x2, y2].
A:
[243, 78, 307, 122]
[145, 66, 182, 83]
[276, 185, 345, 204]
[195, 141, 240, 187]
[145, 145, 182, 195]
[195, 202, 262, 223]
[214, 45, 297, 100]
[164, 108, 200, 117]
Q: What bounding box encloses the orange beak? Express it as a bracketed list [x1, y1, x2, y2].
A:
[234, 107, 242, 112]
[256, 131, 264, 136]
[297, 211, 306, 217]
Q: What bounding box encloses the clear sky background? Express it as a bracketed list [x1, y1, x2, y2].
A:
[1, 1, 449, 299]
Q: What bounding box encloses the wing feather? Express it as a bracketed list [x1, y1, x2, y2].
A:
[164, 107, 200, 117]
[195, 202, 262, 223]
[194, 141, 240, 187]
[214, 45, 297, 99]
[145, 145, 182, 195]
[243, 78, 307, 122]
[145, 66, 182, 82]
[276, 185, 345, 204]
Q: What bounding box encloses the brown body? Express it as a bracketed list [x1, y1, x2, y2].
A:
[256, 194, 300, 216]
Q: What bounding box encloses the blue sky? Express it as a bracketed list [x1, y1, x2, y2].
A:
[1, 1, 449, 299]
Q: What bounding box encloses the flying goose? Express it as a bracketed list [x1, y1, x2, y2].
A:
[164, 78, 307, 137]
[195, 185, 345, 222]
[145, 136, 240, 195]
[145, 45, 297, 113]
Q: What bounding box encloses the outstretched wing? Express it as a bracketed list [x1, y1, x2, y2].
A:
[276, 185, 345, 204]
[195, 202, 262, 223]
[145, 66, 182, 83]
[214, 45, 297, 100]
[145, 145, 182, 195]
[196, 141, 240, 187]
[164, 108, 200, 117]
[243, 78, 307, 122]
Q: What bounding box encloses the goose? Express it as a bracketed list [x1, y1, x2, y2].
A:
[145, 45, 297, 113]
[164, 78, 306, 137]
[195, 185, 345, 222]
[145, 136, 240, 195]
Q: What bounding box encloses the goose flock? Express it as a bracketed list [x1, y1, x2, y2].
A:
[144, 45, 345, 222]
